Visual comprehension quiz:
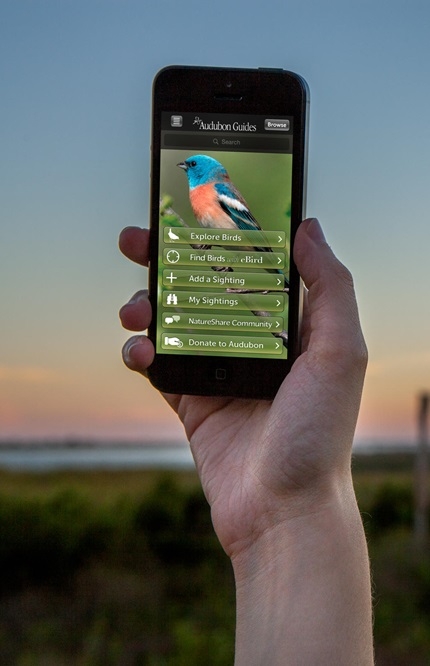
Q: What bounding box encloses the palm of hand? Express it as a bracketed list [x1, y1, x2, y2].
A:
[163, 346, 347, 559]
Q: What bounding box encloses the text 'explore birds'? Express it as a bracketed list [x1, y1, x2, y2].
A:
[163, 227, 286, 248]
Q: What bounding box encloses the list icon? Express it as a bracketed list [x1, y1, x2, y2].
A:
[166, 250, 180, 264]
[168, 228, 180, 240]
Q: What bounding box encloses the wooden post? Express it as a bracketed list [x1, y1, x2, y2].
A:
[414, 393, 429, 549]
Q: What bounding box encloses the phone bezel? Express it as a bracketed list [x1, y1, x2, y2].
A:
[147, 65, 309, 398]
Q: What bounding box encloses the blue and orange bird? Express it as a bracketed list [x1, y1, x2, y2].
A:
[177, 154, 288, 288]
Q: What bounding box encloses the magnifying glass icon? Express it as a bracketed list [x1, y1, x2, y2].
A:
[213, 138, 219, 145]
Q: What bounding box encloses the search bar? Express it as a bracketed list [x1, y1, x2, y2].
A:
[163, 133, 291, 153]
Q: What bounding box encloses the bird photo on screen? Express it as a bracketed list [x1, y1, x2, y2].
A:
[177, 154, 289, 289]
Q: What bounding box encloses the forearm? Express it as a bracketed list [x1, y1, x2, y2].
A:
[232, 479, 373, 666]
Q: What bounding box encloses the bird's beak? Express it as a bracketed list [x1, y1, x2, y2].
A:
[177, 161, 187, 171]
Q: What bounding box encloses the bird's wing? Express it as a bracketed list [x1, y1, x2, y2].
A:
[214, 182, 289, 288]
[214, 182, 261, 232]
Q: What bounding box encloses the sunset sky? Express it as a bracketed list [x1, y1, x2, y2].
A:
[1, 0, 429, 445]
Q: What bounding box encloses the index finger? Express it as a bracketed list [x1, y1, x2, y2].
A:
[119, 227, 150, 266]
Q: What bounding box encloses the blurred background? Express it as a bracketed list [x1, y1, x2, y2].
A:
[1, 1, 430, 663]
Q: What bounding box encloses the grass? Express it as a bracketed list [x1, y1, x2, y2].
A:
[0, 468, 199, 503]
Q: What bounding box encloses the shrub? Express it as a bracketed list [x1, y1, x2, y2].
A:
[368, 482, 413, 534]
[134, 476, 219, 567]
[0, 489, 114, 590]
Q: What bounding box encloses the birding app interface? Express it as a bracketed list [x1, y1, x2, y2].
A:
[157, 112, 293, 360]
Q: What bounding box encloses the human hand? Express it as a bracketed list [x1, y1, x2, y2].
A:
[119, 219, 368, 561]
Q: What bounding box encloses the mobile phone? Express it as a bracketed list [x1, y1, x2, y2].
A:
[147, 65, 309, 398]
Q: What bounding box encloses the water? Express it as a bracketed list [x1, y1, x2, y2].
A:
[0, 439, 416, 472]
[0, 444, 195, 472]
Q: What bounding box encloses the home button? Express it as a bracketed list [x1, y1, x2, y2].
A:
[215, 368, 227, 381]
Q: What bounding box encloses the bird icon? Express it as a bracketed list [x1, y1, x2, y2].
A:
[168, 228, 180, 240]
[177, 154, 288, 287]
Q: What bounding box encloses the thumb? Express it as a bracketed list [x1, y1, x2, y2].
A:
[294, 218, 367, 372]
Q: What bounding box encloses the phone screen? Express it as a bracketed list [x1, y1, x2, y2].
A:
[156, 112, 293, 361]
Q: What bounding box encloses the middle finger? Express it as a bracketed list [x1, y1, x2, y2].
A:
[119, 290, 152, 331]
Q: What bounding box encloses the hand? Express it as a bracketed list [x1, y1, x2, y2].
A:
[119, 219, 373, 664]
[119, 219, 367, 559]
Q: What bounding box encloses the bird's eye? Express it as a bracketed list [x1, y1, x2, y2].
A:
[190, 160, 197, 167]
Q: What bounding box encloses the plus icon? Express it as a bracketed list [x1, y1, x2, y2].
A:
[166, 272, 177, 284]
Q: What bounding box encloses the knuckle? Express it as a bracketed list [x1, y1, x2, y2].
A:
[333, 260, 355, 290]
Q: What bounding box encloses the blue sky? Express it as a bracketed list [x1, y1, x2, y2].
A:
[1, 0, 429, 442]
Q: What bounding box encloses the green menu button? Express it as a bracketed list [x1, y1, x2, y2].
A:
[161, 333, 284, 355]
[162, 291, 285, 312]
[162, 311, 284, 333]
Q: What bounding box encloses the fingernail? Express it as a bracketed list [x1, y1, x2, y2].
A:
[122, 336, 142, 366]
[127, 290, 147, 306]
[304, 218, 326, 244]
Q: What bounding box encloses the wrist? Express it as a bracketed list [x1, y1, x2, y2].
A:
[231, 475, 360, 582]
[231, 478, 374, 665]
[226, 469, 356, 568]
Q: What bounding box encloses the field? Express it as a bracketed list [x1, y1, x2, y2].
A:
[0, 452, 429, 665]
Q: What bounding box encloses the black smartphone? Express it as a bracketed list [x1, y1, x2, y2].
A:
[147, 65, 309, 398]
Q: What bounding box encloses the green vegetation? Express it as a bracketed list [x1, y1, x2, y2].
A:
[0, 453, 428, 664]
